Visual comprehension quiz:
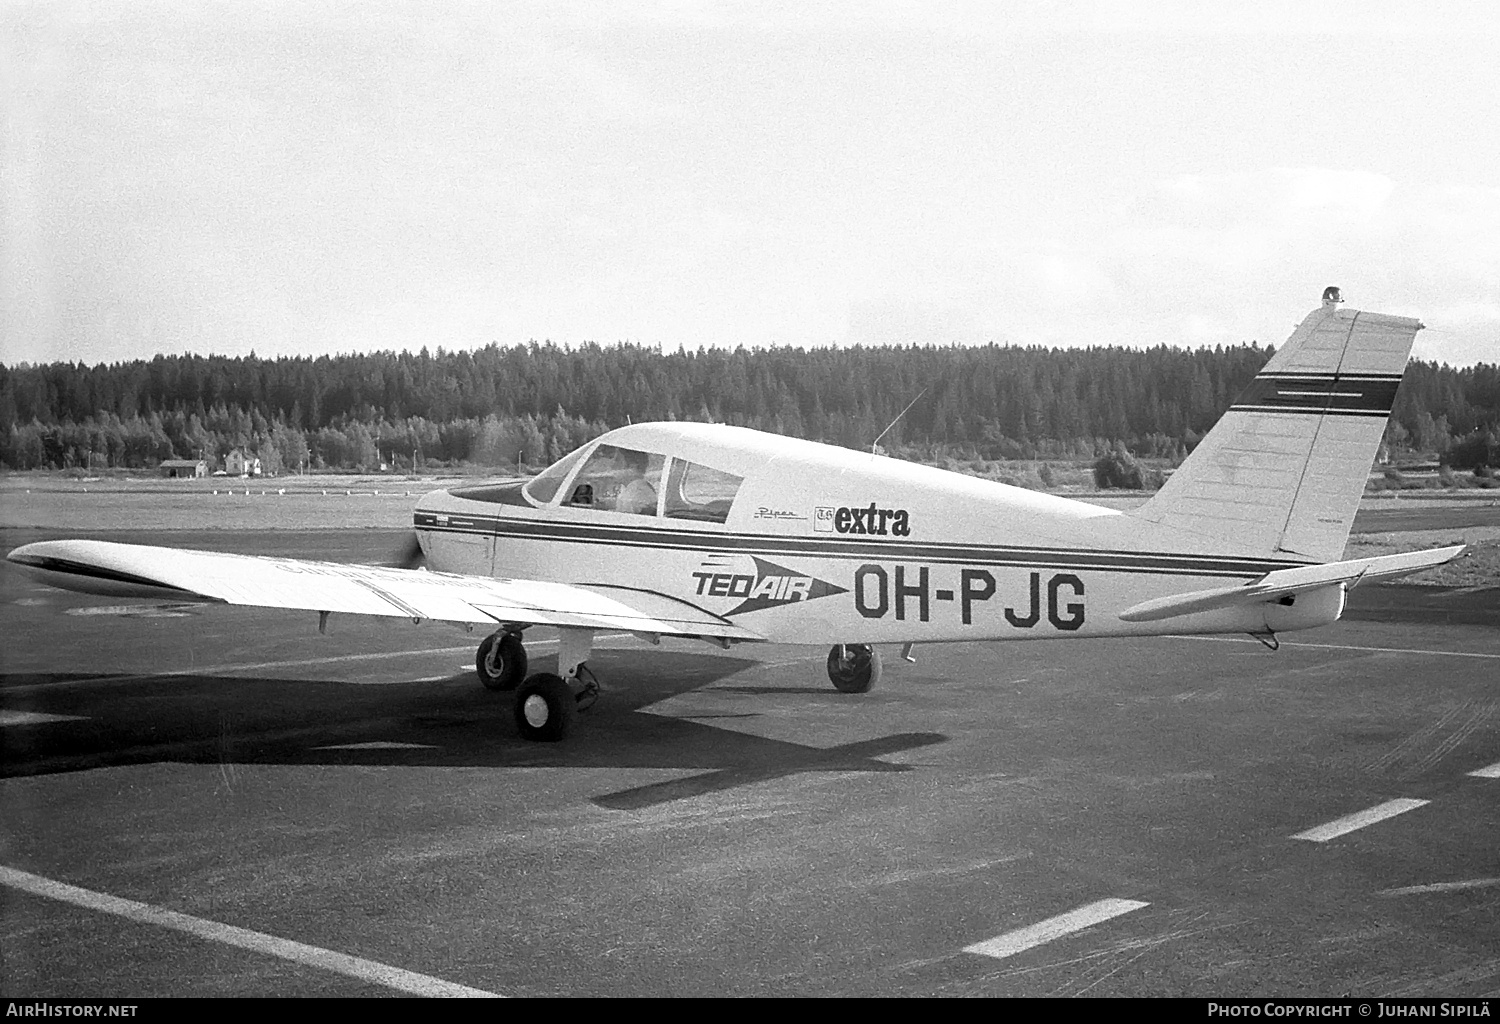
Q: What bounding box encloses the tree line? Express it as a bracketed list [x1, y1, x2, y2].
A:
[1, 343, 1496, 472]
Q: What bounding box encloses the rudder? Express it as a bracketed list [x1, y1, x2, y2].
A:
[1133, 288, 1422, 562]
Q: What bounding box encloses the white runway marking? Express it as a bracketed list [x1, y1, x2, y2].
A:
[0, 647, 479, 694]
[1469, 761, 1500, 778]
[313, 741, 438, 751]
[1379, 878, 1500, 897]
[65, 604, 196, 618]
[184, 646, 481, 675]
[1290, 798, 1430, 842]
[0, 710, 88, 727]
[963, 898, 1150, 960]
[1167, 636, 1500, 660]
[2, 631, 645, 695]
[208, 631, 636, 674]
[0, 865, 501, 998]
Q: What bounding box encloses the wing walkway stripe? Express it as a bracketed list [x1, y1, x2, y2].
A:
[963, 898, 1150, 960]
[1290, 799, 1430, 842]
[0, 866, 501, 998]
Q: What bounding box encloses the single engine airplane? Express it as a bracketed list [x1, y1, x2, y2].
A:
[7, 288, 1464, 741]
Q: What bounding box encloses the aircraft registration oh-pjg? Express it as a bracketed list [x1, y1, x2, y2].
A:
[7, 288, 1465, 741]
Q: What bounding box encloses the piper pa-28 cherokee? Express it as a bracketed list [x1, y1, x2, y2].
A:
[8, 288, 1465, 741]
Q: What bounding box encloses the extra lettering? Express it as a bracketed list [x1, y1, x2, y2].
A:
[815, 505, 912, 536]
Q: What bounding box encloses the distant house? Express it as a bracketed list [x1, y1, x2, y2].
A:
[160, 459, 208, 479]
[224, 449, 263, 477]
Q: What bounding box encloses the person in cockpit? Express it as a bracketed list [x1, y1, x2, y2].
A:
[614, 449, 658, 515]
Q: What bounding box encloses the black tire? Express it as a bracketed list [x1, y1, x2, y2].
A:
[827, 643, 881, 693]
[476, 632, 527, 691]
[513, 673, 575, 742]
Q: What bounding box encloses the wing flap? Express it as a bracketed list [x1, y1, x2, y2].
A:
[7, 540, 763, 641]
[1118, 544, 1465, 623]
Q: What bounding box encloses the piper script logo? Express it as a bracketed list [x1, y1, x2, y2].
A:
[813, 504, 911, 536]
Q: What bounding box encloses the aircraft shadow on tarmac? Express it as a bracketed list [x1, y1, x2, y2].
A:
[0, 648, 948, 810]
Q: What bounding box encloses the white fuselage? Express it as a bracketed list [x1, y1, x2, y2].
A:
[415, 423, 1344, 646]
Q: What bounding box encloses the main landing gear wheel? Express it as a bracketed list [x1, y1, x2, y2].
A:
[476, 631, 527, 691]
[513, 673, 576, 742]
[827, 643, 881, 693]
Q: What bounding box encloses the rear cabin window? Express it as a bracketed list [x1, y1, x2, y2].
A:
[561, 444, 667, 516]
[663, 459, 743, 523]
[523, 446, 589, 505]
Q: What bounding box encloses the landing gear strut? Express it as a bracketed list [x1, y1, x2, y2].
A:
[827, 643, 881, 693]
[511, 627, 596, 742]
[475, 630, 527, 691]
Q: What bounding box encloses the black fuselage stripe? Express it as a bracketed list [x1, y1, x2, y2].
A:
[415, 521, 1304, 579]
[416, 514, 1302, 567]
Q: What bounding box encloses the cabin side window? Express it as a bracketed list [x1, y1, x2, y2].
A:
[523, 445, 590, 505]
[562, 444, 666, 516]
[663, 459, 743, 523]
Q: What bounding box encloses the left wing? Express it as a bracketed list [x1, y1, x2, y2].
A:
[1118, 545, 1465, 623]
[6, 539, 764, 641]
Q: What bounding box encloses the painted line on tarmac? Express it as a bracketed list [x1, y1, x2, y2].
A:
[0, 865, 501, 998]
[0, 647, 480, 693]
[1468, 760, 1500, 779]
[963, 898, 1150, 960]
[1167, 636, 1500, 660]
[194, 631, 640, 674]
[1290, 798, 1430, 842]
[1378, 878, 1500, 897]
[1, 633, 641, 694]
[0, 710, 88, 727]
[313, 741, 439, 751]
[170, 647, 484, 676]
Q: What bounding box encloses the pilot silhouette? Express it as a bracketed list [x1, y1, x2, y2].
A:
[615, 450, 658, 515]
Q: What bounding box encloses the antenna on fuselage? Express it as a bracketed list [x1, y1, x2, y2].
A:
[871, 388, 927, 456]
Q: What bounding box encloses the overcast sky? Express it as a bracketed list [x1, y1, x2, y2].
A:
[3, 1, 1497, 367]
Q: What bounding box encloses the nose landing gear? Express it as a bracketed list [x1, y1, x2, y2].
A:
[513, 672, 575, 742]
[827, 643, 881, 693]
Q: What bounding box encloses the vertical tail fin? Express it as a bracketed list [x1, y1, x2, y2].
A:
[1133, 289, 1422, 563]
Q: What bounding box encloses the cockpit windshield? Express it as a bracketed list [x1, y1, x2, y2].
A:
[521, 440, 745, 523]
[522, 445, 589, 505]
[561, 444, 666, 516]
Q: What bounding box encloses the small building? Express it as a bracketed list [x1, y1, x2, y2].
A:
[160, 459, 208, 479]
[224, 449, 263, 477]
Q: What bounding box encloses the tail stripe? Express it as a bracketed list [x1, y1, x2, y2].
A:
[1231, 372, 1403, 417]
